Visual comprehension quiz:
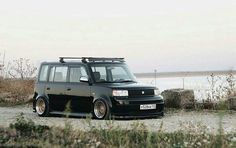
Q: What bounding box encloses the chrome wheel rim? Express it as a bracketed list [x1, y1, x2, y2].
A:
[36, 98, 46, 115]
[94, 100, 106, 119]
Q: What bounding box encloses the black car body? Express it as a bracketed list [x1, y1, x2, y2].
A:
[33, 57, 164, 119]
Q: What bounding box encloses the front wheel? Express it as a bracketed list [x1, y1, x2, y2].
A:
[93, 99, 110, 120]
[35, 97, 49, 117]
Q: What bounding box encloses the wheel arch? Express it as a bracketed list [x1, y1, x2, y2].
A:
[33, 94, 49, 109]
[36, 94, 49, 101]
[92, 95, 112, 108]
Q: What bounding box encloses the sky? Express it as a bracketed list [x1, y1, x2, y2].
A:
[0, 0, 236, 72]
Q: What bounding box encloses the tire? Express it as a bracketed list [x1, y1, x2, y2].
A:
[93, 99, 110, 120]
[35, 97, 50, 117]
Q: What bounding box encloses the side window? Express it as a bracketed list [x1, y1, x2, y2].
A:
[39, 65, 49, 82]
[54, 67, 68, 82]
[81, 67, 88, 77]
[69, 66, 88, 83]
[91, 67, 107, 81]
[49, 66, 68, 82]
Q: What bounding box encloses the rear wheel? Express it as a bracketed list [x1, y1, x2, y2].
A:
[36, 97, 49, 117]
[93, 99, 110, 120]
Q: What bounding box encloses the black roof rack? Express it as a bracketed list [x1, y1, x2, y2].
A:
[59, 57, 125, 63]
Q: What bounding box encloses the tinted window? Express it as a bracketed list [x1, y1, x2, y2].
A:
[91, 67, 107, 82]
[49, 66, 68, 82]
[54, 67, 68, 82]
[69, 66, 88, 83]
[39, 65, 49, 82]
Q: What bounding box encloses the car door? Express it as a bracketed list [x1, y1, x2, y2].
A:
[46, 65, 68, 112]
[65, 65, 91, 113]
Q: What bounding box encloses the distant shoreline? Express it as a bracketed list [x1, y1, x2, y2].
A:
[134, 70, 236, 78]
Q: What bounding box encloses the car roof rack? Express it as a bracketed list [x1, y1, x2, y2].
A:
[59, 57, 125, 63]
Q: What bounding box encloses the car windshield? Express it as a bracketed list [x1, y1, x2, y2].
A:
[90, 64, 137, 83]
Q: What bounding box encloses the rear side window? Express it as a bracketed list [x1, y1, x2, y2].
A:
[49, 66, 68, 82]
[39, 65, 49, 82]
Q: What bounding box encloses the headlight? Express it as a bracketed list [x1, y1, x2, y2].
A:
[154, 89, 161, 96]
[112, 90, 128, 97]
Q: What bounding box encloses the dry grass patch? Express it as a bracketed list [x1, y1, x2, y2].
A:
[0, 79, 34, 106]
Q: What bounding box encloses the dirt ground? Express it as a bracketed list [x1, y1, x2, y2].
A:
[0, 105, 235, 134]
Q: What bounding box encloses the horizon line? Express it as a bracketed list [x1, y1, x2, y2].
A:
[134, 70, 236, 78]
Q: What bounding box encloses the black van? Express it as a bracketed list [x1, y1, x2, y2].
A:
[33, 57, 164, 119]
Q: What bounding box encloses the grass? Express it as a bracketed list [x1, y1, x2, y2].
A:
[0, 79, 34, 107]
[0, 75, 235, 147]
[0, 113, 236, 147]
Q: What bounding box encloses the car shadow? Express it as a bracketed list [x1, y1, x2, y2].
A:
[46, 114, 163, 121]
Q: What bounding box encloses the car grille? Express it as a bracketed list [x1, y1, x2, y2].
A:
[129, 100, 163, 105]
[128, 89, 154, 97]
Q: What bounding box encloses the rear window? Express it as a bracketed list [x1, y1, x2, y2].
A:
[39, 65, 49, 82]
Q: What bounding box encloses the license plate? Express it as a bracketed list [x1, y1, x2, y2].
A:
[140, 104, 156, 110]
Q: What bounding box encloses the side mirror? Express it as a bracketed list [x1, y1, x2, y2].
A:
[80, 76, 89, 83]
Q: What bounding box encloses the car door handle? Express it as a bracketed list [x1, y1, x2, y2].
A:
[67, 88, 71, 91]
[46, 87, 50, 90]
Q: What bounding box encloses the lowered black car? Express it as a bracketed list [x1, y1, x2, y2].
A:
[33, 57, 164, 119]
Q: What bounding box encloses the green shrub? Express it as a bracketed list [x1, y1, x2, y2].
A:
[1, 113, 236, 147]
[9, 113, 49, 137]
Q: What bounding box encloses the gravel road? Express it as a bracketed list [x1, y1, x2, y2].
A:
[0, 105, 235, 134]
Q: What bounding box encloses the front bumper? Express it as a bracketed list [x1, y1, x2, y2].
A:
[113, 112, 164, 119]
[111, 96, 164, 117]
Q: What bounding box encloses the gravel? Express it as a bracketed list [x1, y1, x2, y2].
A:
[0, 105, 235, 134]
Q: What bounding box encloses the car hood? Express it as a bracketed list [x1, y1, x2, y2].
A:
[94, 82, 156, 90]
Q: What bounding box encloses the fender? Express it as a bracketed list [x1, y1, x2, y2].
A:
[92, 94, 112, 108]
[34, 94, 50, 107]
[36, 94, 49, 101]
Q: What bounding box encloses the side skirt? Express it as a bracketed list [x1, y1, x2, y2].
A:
[50, 111, 92, 118]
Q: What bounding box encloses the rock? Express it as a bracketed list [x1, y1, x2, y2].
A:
[161, 89, 195, 109]
[229, 96, 236, 110]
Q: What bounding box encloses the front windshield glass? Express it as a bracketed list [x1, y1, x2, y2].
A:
[90, 64, 137, 83]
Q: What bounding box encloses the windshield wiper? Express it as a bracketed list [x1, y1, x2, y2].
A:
[96, 81, 113, 83]
[97, 79, 136, 83]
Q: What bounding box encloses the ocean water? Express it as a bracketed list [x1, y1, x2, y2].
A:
[137, 75, 234, 102]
